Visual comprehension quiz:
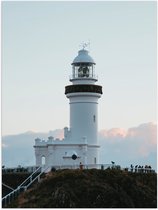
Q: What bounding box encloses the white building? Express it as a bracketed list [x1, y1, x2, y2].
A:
[34, 47, 103, 167]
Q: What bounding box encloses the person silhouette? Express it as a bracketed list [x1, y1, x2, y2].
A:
[80, 162, 83, 170]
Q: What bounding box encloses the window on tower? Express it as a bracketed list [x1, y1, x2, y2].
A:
[93, 115, 96, 122]
[72, 64, 95, 79]
[78, 66, 89, 77]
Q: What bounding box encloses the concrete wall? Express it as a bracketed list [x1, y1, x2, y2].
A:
[34, 141, 99, 167]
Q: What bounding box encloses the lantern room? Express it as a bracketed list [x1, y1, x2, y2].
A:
[70, 49, 97, 81]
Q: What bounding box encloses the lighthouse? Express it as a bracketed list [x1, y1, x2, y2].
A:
[34, 47, 103, 167]
[65, 47, 103, 164]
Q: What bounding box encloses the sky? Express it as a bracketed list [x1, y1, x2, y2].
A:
[2, 1, 157, 136]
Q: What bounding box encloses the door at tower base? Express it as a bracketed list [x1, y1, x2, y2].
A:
[34, 139, 100, 167]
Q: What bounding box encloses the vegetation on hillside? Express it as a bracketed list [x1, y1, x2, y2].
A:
[7, 168, 157, 208]
[2, 173, 31, 197]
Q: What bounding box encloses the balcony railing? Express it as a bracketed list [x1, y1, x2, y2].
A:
[70, 74, 98, 81]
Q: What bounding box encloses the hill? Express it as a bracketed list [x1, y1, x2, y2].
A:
[8, 168, 157, 208]
[2, 173, 31, 197]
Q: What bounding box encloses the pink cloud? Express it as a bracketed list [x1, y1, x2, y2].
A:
[100, 128, 127, 138]
[99, 122, 156, 144]
[99, 122, 157, 159]
[127, 122, 157, 145]
[49, 129, 64, 140]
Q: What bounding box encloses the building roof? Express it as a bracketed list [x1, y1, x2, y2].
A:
[72, 49, 96, 65]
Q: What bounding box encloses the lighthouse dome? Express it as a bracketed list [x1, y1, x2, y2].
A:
[72, 49, 96, 65]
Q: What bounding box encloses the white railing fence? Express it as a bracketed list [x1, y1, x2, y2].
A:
[2, 166, 50, 207]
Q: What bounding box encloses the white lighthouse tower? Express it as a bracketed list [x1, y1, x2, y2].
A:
[34, 46, 102, 167]
[65, 47, 103, 164]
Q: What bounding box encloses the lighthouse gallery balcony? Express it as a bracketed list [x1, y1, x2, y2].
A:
[65, 84, 103, 94]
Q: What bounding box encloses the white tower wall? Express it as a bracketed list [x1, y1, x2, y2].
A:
[67, 93, 101, 145]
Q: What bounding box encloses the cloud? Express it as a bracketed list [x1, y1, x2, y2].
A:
[99, 122, 157, 169]
[2, 123, 157, 170]
[100, 128, 127, 140]
[49, 129, 64, 140]
[2, 143, 8, 148]
[2, 129, 64, 167]
[127, 122, 156, 144]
